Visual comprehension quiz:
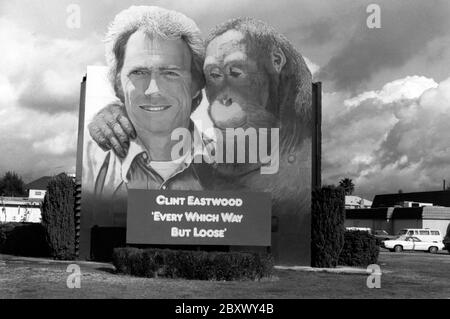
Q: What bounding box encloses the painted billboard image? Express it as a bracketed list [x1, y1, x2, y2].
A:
[78, 5, 316, 265]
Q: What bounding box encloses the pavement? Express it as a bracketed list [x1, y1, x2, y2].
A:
[0, 254, 385, 275]
[274, 265, 375, 274]
[0, 254, 112, 268]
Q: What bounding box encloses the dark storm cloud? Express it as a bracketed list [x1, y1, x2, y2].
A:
[298, 19, 334, 46]
[17, 80, 79, 114]
[317, 0, 450, 92]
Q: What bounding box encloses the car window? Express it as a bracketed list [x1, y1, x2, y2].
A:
[407, 231, 414, 235]
[419, 230, 430, 235]
[431, 231, 440, 235]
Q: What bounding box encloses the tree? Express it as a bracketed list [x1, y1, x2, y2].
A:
[311, 186, 346, 267]
[444, 224, 450, 253]
[339, 178, 355, 195]
[41, 173, 76, 260]
[0, 171, 26, 197]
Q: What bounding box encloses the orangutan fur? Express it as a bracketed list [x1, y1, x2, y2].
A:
[202, 18, 313, 208]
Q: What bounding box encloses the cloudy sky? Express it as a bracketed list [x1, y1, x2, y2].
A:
[1, 0, 450, 200]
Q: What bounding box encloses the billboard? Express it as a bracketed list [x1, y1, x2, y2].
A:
[127, 190, 271, 246]
[77, 5, 318, 265]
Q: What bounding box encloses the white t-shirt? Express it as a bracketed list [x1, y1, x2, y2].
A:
[147, 150, 190, 181]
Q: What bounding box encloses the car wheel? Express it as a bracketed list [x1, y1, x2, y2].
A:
[394, 245, 403, 253]
[428, 246, 438, 254]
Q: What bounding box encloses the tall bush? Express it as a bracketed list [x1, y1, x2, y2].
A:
[444, 223, 450, 254]
[338, 231, 379, 267]
[41, 174, 76, 260]
[311, 186, 346, 267]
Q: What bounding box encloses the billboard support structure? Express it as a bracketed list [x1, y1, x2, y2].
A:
[74, 76, 86, 258]
[312, 82, 322, 190]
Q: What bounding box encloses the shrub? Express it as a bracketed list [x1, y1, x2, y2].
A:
[90, 226, 126, 261]
[112, 247, 274, 281]
[0, 222, 49, 257]
[311, 186, 346, 267]
[444, 238, 450, 254]
[444, 224, 450, 254]
[338, 231, 379, 267]
[41, 174, 76, 260]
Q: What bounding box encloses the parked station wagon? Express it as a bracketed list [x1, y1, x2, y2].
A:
[383, 236, 444, 254]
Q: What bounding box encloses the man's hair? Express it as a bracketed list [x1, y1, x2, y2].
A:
[105, 6, 205, 110]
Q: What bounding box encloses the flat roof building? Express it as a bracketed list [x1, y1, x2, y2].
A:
[372, 190, 450, 208]
[346, 190, 450, 237]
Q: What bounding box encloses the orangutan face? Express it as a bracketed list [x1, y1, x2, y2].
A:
[204, 29, 286, 131]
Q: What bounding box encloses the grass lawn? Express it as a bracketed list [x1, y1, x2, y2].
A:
[0, 250, 449, 298]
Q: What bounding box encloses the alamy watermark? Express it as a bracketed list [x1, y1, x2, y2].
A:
[170, 124, 280, 175]
[366, 264, 382, 288]
[366, 4, 381, 29]
[66, 4, 81, 29]
[66, 264, 81, 289]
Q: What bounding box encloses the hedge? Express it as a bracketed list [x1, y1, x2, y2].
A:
[90, 226, 126, 261]
[0, 222, 49, 257]
[41, 174, 76, 260]
[444, 237, 450, 254]
[311, 186, 346, 267]
[112, 247, 274, 281]
[444, 224, 450, 254]
[338, 231, 379, 267]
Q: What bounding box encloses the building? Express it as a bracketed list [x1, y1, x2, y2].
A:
[0, 175, 52, 223]
[397, 201, 433, 208]
[345, 195, 372, 209]
[0, 172, 75, 224]
[23, 172, 75, 201]
[372, 190, 450, 208]
[24, 175, 52, 200]
[345, 190, 450, 237]
[0, 196, 42, 223]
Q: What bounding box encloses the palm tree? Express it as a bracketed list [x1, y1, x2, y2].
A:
[339, 178, 355, 195]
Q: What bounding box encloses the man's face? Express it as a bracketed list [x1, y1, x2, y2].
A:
[120, 30, 194, 135]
